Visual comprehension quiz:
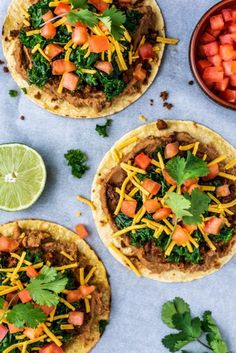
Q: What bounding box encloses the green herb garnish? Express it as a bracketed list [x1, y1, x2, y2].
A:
[99, 320, 109, 335]
[6, 303, 47, 328]
[64, 149, 89, 179]
[70, 0, 88, 9]
[96, 119, 112, 137]
[9, 90, 18, 97]
[102, 7, 126, 40]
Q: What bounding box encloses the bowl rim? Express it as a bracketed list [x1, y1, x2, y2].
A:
[189, 0, 236, 110]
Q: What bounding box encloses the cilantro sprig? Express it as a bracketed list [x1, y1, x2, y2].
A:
[166, 152, 209, 186]
[166, 189, 210, 225]
[6, 303, 47, 328]
[161, 297, 230, 353]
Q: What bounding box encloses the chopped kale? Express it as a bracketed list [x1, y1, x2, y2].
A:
[130, 227, 154, 247]
[115, 213, 133, 229]
[96, 119, 113, 138]
[28, 0, 51, 28]
[166, 245, 202, 264]
[19, 29, 46, 49]
[124, 10, 142, 33]
[99, 320, 109, 335]
[211, 227, 234, 243]
[52, 26, 72, 46]
[0, 332, 18, 353]
[64, 149, 89, 179]
[27, 53, 51, 87]
[9, 90, 18, 97]
[100, 75, 125, 101]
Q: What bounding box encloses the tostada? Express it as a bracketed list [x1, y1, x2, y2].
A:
[0, 220, 110, 352]
[91, 120, 236, 281]
[2, 0, 165, 118]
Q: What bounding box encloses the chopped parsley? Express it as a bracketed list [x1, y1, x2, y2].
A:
[64, 149, 89, 179]
[96, 119, 113, 137]
[27, 53, 51, 87]
[9, 90, 18, 97]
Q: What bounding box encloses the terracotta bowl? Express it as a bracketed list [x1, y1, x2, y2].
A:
[189, 0, 236, 110]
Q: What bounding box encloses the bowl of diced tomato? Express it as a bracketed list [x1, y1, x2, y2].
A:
[190, 0, 236, 109]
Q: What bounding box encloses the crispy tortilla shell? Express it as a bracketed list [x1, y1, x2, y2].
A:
[0, 219, 110, 353]
[91, 120, 236, 282]
[2, 0, 165, 119]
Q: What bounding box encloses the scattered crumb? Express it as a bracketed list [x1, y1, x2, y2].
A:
[75, 211, 81, 217]
[160, 91, 169, 102]
[0, 60, 4, 65]
[138, 115, 147, 122]
[34, 92, 41, 99]
[150, 99, 154, 106]
[163, 102, 173, 110]
[20, 115, 25, 120]
[156, 119, 168, 130]
[3, 66, 9, 73]
[188, 80, 194, 85]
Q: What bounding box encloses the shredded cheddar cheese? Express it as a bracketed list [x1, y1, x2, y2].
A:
[218, 172, 236, 181]
[192, 142, 199, 156]
[65, 48, 72, 61]
[38, 48, 50, 62]
[198, 225, 216, 251]
[225, 158, 236, 170]
[157, 152, 165, 170]
[85, 267, 96, 283]
[165, 240, 176, 256]
[208, 155, 227, 166]
[117, 136, 138, 151]
[42, 324, 62, 347]
[115, 187, 134, 201]
[64, 39, 73, 50]
[60, 324, 74, 330]
[109, 243, 141, 277]
[179, 143, 195, 151]
[53, 314, 69, 321]
[114, 172, 135, 215]
[80, 267, 85, 285]
[84, 298, 91, 313]
[156, 36, 179, 45]
[26, 30, 41, 36]
[59, 298, 75, 311]
[55, 263, 78, 271]
[121, 162, 146, 175]
[113, 224, 147, 238]
[60, 251, 74, 262]
[77, 195, 96, 211]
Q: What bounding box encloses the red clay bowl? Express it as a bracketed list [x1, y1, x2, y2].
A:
[189, 0, 236, 110]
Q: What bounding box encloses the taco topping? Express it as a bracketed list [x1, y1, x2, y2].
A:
[0, 225, 109, 352]
[101, 122, 236, 275]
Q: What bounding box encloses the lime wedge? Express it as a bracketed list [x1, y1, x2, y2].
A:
[0, 143, 46, 211]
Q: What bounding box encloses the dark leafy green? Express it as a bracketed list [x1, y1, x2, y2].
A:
[64, 149, 89, 179]
[99, 320, 109, 335]
[27, 53, 51, 87]
[19, 29, 46, 49]
[124, 10, 142, 33]
[9, 90, 18, 97]
[96, 119, 113, 137]
[210, 227, 233, 243]
[28, 0, 51, 28]
[115, 212, 133, 229]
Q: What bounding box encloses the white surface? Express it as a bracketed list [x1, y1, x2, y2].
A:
[0, 0, 236, 352]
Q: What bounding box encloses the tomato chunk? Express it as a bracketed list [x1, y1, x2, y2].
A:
[143, 199, 160, 213]
[223, 61, 233, 76]
[18, 289, 32, 304]
[42, 10, 54, 22]
[41, 23, 56, 39]
[95, 61, 113, 74]
[26, 265, 38, 278]
[203, 42, 219, 56]
[67, 285, 96, 303]
[88, 0, 108, 12]
[134, 153, 151, 170]
[68, 311, 84, 326]
[121, 200, 137, 217]
[72, 27, 88, 45]
[183, 178, 199, 188]
[216, 184, 230, 197]
[0, 236, 19, 253]
[138, 43, 154, 60]
[54, 3, 71, 15]
[52, 60, 76, 75]
[219, 34, 233, 45]
[220, 44, 234, 61]
[200, 32, 215, 44]
[75, 224, 89, 239]
[230, 74, 236, 86]
[8, 324, 23, 334]
[0, 325, 8, 342]
[221, 88, 236, 102]
[44, 44, 64, 59]
[153, 207, 171, 221]
[162, 169, 176, 185]
[232, 61, 236, 73]
[204, 217, 223, 235]
[142, 179, 161, 195]
[210, 14, 224, 31]
[133, 64, 147, 81]
[215, 77, 229, 91]
[202, 66, 224, 83]
[24, 326, 43, 339]
[172, 225, 190, 245]
[222, 8, 233, 22]
[197, 59, 212, 72]
[63, 73, 79, 91]
[202, 163, 219, 181]
[40, 343, 64, 353]
[208, 54, 222, 66]
[37, 305, 55, 316]
[182, 224, 197, 234]
[89, 36, 109, 53]
[164, 142, 179, 159]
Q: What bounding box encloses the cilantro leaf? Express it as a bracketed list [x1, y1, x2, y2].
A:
[102, 7, 126, 40]
[100, 16, 112, 32]
[95, 119, 113, 137]
[6, 303, 47, 328]
[166, 152, 209, 186]
[64, 149, 89, 179]
[183, 189, 210, 225]
[162, 332, 194, 352]
[166, 193, 192, 220]
[70, 0, 88, 9]
[27, 266, 68, 306]
[0, 298, 5, 309]
[67, 9, 98, 27]
[162, 297, 190, 328]
[202, 311, 229, 353]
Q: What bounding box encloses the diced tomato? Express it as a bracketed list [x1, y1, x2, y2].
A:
[230, 33, 236, 42]
[0, 325, 8, 342]
[68, 311, 84, 326]
[18, 289, 32, 304]
[197, 59, 212, 72]
[52, 60, 76, 75]
[24, 326, 43, 340]
[72, 27, 88, 45]
[219, 44, 234, 61]
[203, 41, 219, 56]
[204, 217, 223, 235]
[164, 142, 179, 159]
[133, 64, 147, 81]
[67, 285, 96, 303]
[134, 153, 151, 170]
[0, 236, 19, 253]
[42, 10, 54, 22]
[232, 9, 236, 21]
[221, 88, 236, 102]
[88, 0, 108, 12]
[183, 178, 199, 188]
[26, 265, 38, 278]
[232, 61, 236, 73]
[94, 61, 113, 74]
[41, 23, 56, 39]
[153, 207, 171, 221]
[188, 183, 199, 194]
[6, 293, 19, 305]
[54, 3, 71, 15]
[207, 26, 221, 38]
[162, 169, 176, 185]
[40, 343, 64, 353]
[222, 8, 233, 22]
[208, 54, 222, 66]
[204, 79, 214, 88]
[215, 77, 229, 91]
[8, 324, 23, 334]
[223, 61, 233, 76]
[75, 224, 89, 239]
[200, 32, 215, 44]
[210, 14, 224, 31]
[142, 179, 161, 195]
[121, 200, 137, 217]
[202, 66, 224, 83]
[44, 44, 64, 59]
[230, 74, 236, 86]
[37, 305, 55, 316]
[182, 224, 197, 234]
[202, 163, 219, 181]
[144, 199, 160, 213]
[172, 225, 190, 245]
[62, 73, 79, 91]
[89, 35, 109, 53]
[219, 34, 233, 45]
[138, 43, 154, 60]
[228, 23, 236, 33]
[216, 184, 230, 197]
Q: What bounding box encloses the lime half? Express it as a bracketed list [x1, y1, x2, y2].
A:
[0, 144, 46, 211]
